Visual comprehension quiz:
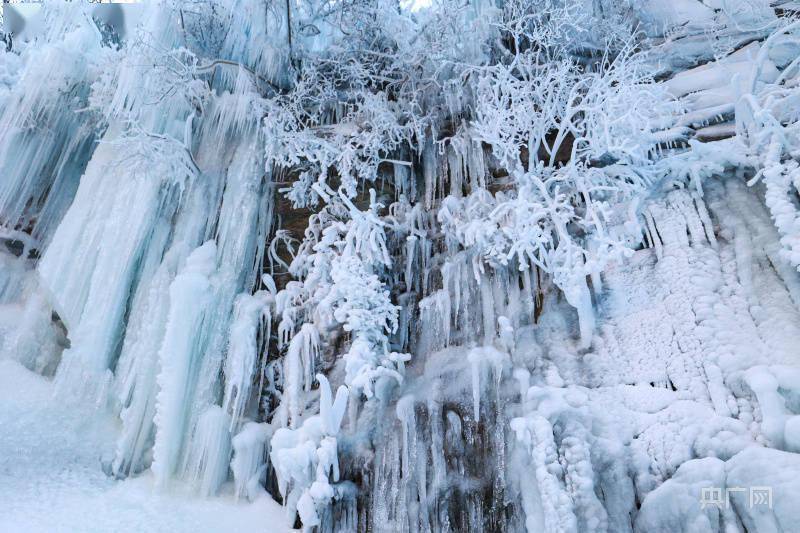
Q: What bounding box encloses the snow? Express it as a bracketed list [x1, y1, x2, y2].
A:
[726, 447, 800, 532]
[0, 359, 291, 533]
[635, 457, 730, 532]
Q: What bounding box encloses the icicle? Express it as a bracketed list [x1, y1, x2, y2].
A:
[422, 138, 437, 209]
[586, 239, 603, 297]
[282, 323, 321, 428]
[513, 368, 530, 400]
[223, 290, 273, 431]
[426, 381, 447, 506]
[395, 394, 416, 481]
[467, 346, 509, 422]
[643, 208, 662, 259]
[447, 142, 464, 198]
[47, 182, 158, 374]
[521, 268, 535, 320]
[177, 137, 273, 489]
[467, 137, 486, 192]
[112, 246, 184, 478]
[693, 193, 718, 249]
[183, 405, 232, 497]
[318, 374, 348, 436]
[418, 289, 451, 352]
[421, 235, 433, 295]
[151, 240, 217, 487]
[442, 258, 461, 324]
[219, 0, 289, 81]
[563, 274, 595, 350]
[510, 414, 578, 533]
[0, 11, 100, 246]
[506, 273, 522, 329]
[205, 67, 263, 142]
[479, 272, 496, 345]
[404, 235, 416, 292]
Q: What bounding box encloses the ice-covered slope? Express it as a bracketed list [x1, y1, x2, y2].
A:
[3, 1, 800, 532]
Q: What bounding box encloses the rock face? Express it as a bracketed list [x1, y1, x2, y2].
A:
[2, 2, 800, 532]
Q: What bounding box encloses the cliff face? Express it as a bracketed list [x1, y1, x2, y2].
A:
[2, 2, 800, 532]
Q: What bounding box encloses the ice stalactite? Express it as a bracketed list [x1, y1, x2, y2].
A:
[176, 142, 273, 489]
[152, 240, 218, 488]
[41, 123, 193, 404]
[560, 262, 596, 350]
[112, 247, 185, 478]
[468, 346, 509, 422]
[418, 289, 451, 353]
[147, 139, 271, 494]
[110, 112, 272, 491]
[510, 414, 579, 533]
[184, 405, 233, 497]
[280, 323, 321, 429]
[419, 252, 528, 356]
[223, 291, 273, 431]
[110, 137, 259, 478]
[479, 272, 497, 345]
[218, 0, 289, 84]
[369, 355, 515, 532]
[0, 9, 105, 247]
[513, 388, 610, 533]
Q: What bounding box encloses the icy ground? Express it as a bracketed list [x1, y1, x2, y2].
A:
[0, 359, 291, 533]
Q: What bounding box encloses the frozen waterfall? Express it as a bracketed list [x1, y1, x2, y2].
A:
[3, 1, 800, 532]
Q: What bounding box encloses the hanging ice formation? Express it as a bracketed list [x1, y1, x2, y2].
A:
[4, 1, 800, 532]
